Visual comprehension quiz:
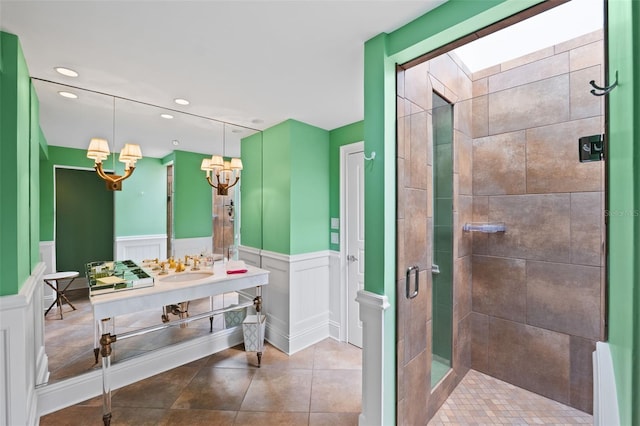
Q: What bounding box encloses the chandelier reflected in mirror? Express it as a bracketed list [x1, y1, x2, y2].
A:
[201, 125, 243, 196]
[87, 138, 142, 191]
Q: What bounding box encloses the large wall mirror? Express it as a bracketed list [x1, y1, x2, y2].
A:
[33, 78, 263, 386]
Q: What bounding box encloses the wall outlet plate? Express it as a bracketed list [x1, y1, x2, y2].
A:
[330, 218, 340, 229]
[331, 232, 339, 245]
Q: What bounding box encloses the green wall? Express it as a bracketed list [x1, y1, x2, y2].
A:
[328, 121, 364, 251]
[114, 157, 166, 236]
[606, 1, 640, 424]
[172, 150, 213, 239]
[0, 32, 40, 296]
[260, 119, 329, 255]
[240, 131, 263, 249]
[40, 146, 167, 241]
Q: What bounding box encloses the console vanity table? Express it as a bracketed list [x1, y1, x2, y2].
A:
[88, 260, 269, 426]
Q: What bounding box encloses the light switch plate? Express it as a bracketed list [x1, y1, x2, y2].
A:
[331, 232, 340, 244]
[330, 218, 340, 230]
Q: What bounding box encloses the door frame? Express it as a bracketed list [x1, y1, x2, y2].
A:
[52, 165, 115, 285]
[339, 141, 364, 343]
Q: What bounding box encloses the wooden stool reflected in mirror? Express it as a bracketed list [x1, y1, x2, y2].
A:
[43, 271, 79, 319]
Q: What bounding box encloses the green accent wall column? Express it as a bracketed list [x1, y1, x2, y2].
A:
[261, 119, 329, 255]
[0, 32, 38, 296]
[606, 0, 640, 424]
[240, 131, 263, 249]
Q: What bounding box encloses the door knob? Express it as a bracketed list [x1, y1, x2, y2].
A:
[347, 254, 358, 262]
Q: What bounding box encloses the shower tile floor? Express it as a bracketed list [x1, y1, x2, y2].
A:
[42, 291, 593, 425]
[429, 369, 593, 425]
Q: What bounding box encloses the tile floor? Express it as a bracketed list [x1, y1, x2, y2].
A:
[428, 370, 593, 425]
[41, 291, 593, 425]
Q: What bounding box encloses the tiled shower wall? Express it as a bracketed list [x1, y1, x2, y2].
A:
[396, 50, 474, 424]
[469, 30, 604, 413]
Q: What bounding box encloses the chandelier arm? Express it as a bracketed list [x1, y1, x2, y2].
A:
[206, 176, 219, 189]
[112, 167, 135, 183]
[226, 177, 240, 190]
[94, 163, 114, 181]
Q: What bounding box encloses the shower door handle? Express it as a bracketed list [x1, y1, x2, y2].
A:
[405, 266, 419, 299]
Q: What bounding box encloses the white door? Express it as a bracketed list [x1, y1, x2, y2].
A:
[346, 148, 365, 348]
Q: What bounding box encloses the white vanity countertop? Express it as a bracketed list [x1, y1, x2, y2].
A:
[90, 263, 269, 320]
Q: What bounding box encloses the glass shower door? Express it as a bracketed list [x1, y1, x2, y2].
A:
[431, 92, 454, 387]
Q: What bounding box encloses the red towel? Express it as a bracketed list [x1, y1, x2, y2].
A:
[227, 269, 248, 274]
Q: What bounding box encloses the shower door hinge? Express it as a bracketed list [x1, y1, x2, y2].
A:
[579, 134, 605, 162]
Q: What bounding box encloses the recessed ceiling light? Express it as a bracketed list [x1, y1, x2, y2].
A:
[232, 129, 242, 133]
[160, 113, 174, 119]
[251, 118, 264, 124]
[58, 91, 78, 99]
[174, 98, 189, 106]
[55, 67, 79, 77]
[172, 140, 180, 146]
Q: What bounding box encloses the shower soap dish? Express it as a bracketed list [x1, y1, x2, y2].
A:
[463, 222, 506, 233]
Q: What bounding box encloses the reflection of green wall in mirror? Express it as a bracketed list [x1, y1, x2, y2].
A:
[259, 119, 329, 255]
[40, 146, 166, 240]
[172, 150, 214, 239]
[240, 131, 263, 249]
[329, 120, 364, 251]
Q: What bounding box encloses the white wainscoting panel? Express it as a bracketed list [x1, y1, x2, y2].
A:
[328, 251, 342, 340]
[115, 234, 167, 263]
[39, 241, 57, 306]
[259, 250, 332, 355]
[0, 262, 46, 426]
[239, 246, 261, 268]
[172, 236, 212, 260]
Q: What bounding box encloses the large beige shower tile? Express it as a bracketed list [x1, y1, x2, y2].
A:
[526, 261, 602, 340]
[404, 61, 430, 111]
[472, 131, 526, 195]
[404, 188, 429, 269]
[472, 255, 526, 322]
[526, 117, 603, 194]
[571, 192, 604, 266]
[570, 336, 597, 414]
[471, 94, 488, 138]
[487, 318, 570, 404]
[488, 74, 570, 135]
[408, 111, 430, 190]
[570, 39, 604, 71]
[489, 51, 568, 92]
[570, 66, 604, 120]
[487, 194, 571, 262]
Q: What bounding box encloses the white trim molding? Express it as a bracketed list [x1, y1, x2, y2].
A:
[115, 234, 167, 263]
[256, 249, 333, 354]
[0, 262, 47, 426]
[593, 341, 620, 426]
[172, 236, 212, 259]
[356, 289, 390, 426]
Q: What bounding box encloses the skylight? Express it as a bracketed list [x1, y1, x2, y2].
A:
[453, 0, 603, 73]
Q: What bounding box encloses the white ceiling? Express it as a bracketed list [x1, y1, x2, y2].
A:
[0, 0, 446, 158]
